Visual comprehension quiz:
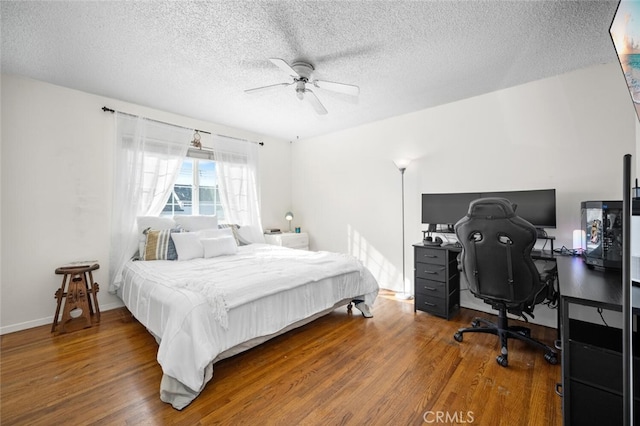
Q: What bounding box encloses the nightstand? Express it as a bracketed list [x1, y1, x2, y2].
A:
[264, 232, 309, 250]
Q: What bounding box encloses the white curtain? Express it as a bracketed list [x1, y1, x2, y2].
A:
[109, 113, 192, 292]
[212, 135, 264, 242]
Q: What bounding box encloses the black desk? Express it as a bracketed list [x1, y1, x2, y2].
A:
[556, 256, 639, 425]
[557, 255, 640, 313]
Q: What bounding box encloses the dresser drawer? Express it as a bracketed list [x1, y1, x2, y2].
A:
[415, 246, 446, 265]
[415, 278, 447, 298]
[282, 233, 308, 248]
[264, 233, 309, 250]
[415, 293, 447, 317]
[415, 262, 447, 282]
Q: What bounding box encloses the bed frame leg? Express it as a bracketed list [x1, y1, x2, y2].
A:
[352, 300, 373, 318]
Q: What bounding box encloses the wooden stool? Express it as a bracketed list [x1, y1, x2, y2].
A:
[52, 263, 100, 333]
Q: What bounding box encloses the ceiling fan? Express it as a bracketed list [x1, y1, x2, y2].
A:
[245, 58, 360, 115]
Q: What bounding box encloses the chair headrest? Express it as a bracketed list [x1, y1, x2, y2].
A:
[466, 197, 517, 219]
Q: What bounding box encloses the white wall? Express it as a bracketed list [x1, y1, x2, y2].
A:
[2, 63, 637, 333]
[0, 74, 291, 334]
[292, 63, 637, 328]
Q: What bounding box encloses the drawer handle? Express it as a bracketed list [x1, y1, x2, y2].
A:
[424, 302, 436, 307]
[422, 254, 437, 258]
[423, 286, 437, 291]
[423, 270, 440, 275]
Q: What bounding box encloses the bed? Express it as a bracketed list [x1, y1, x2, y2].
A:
[115, 216, 379, 409]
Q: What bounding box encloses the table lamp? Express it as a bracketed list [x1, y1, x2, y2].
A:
[285, 211, 294, 232]
[573, 229, 585, 253]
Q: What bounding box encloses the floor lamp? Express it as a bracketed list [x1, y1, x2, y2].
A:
[395, 160, 412, 300]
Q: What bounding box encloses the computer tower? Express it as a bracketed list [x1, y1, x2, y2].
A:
[581, 200, 623, 269]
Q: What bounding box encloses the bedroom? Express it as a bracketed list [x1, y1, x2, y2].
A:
[2, 0, 639, 424]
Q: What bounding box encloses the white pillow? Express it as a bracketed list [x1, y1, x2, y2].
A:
[137, 216, 176, 231]
[202, 236, 238, 258]
[173, 215, 218, 231]
[171, 232, 204, 260]
[236, 225, 265, 245]
[196, 227, 233, 239]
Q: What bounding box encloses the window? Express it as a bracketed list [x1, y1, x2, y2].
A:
[161, 157, 224, 219]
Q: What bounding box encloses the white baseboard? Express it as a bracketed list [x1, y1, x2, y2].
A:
[0, 300, 125, 335]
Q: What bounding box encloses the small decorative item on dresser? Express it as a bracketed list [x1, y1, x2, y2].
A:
[52, 261, 101, 333]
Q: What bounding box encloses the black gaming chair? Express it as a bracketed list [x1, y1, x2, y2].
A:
[452, 197, 558, 367]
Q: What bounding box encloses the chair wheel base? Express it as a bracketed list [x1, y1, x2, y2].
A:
[453, 314, 557, 368]
[496, 354, 508, 367]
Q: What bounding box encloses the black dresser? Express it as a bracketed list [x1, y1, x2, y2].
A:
[413, 244, 460, 319]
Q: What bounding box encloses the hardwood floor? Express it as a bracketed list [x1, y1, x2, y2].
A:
[1, 290, 562, 425]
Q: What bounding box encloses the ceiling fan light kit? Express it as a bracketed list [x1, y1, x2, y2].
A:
[245, 58, 359, 115]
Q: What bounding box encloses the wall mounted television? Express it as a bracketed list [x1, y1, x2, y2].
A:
[610, 0, 640, 123]
[421, 189, 557, 230]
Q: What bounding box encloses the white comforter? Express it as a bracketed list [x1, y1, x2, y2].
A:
[119, 244, 379, 408]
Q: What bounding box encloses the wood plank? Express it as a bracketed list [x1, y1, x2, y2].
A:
[0, 290, 562, 425]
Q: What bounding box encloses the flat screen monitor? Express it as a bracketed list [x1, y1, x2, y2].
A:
[489, 189, 557, 229]
[421, 192, 479, 227]
[422, 189, 556, 229]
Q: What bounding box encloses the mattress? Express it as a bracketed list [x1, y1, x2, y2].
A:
[118, 243, 379, 409]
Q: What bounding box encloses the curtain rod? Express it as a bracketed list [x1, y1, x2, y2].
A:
[101, 106, 264, 146]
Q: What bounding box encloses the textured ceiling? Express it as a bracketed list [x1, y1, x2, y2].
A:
[1, 1, 620, 140]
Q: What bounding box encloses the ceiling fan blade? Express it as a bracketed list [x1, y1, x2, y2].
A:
[313, 80, 360, 97]
[244, 82, 292, 94]
[269, 58, 299, 77]
[304, 89, 328, 115]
